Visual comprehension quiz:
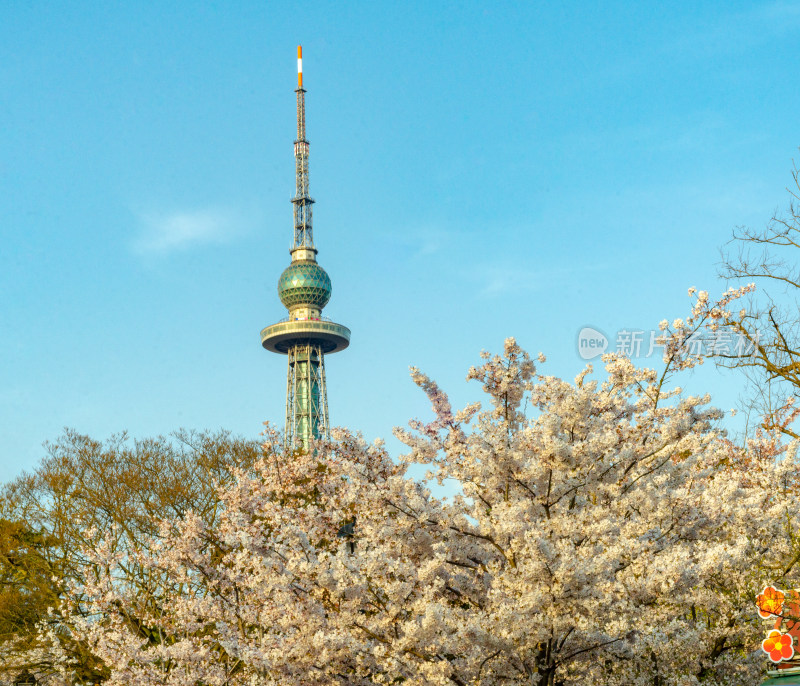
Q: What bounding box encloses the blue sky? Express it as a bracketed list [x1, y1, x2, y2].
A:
[2, 1, 799, 482]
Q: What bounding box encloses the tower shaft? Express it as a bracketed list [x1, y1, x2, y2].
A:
[285, 343, 330, 447]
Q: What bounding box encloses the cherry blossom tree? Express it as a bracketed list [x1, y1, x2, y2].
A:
[50, 332, 800, 685]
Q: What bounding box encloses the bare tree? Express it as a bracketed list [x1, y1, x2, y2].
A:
[720, 160, 800, 436]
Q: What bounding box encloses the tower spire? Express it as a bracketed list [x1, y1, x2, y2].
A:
[261, 47, 350, 451]
[292, 45, 314, 252]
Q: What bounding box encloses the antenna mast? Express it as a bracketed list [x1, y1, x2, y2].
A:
[292, 45, 314, 251]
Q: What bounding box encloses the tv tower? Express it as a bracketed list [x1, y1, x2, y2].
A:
[261, 46, 350, 450]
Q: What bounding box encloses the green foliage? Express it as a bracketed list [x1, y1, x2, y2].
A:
[0, 518, 59, 641]
[0, 427, 265, 683]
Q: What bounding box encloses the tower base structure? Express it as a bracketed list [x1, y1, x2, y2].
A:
[286, 343, 327, 449]
[261, 320, 350, 450]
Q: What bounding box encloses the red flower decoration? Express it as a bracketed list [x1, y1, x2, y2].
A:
[758, 586, 785, 619]
[763, 630, 795, 662]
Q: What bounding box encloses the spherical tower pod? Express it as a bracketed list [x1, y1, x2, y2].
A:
[277, 261, 332, 310]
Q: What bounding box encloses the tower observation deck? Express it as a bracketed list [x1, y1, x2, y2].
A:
[261, 46, 350, 450]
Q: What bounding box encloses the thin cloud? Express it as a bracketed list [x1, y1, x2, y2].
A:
[382, 223, 477, 259]
[664, 1, 800, 58]
[133, 208, 242, 255]
[748, 0, 800, 24]
[475, 265, 542, 298]
[473, 259, 621, 299]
